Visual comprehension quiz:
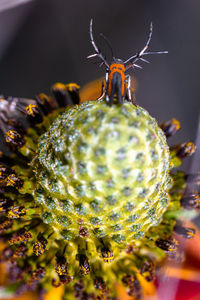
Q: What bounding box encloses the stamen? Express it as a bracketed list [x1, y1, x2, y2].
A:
[33, 235, 47, 256]
[79, 254, 90, 275]
[9, 230, 32, 245]
[52, 83, 74, 107]
[5, 130, 25, 151]
[101, 249, 114, 263]
[172, 142, 196, 159]
[160, 118, 181, 138]
[174, 222, 195, 239]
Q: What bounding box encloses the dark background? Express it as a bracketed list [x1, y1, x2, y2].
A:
[0, 0, 199, 171]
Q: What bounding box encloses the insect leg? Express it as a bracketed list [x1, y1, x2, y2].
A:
[125, 75, 137, 106]
[125, 75, 132, 101]
[97, 77, 106, 100]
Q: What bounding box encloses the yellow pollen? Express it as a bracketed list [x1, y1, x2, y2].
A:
[5, 130, 15, 141]
[81, 265, 89, 275]
[53, 82, 66, 90]
[103, 252, 114, 263]
[6, 175, 16, 186]
[66, 83, 80, 92]
[26, 104, 37, 116]
[172, 118, 181, 130]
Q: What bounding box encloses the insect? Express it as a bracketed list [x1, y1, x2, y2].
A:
[88, 19, 168, 105]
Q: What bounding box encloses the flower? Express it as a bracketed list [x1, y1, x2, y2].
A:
[0, 80, 198, 300]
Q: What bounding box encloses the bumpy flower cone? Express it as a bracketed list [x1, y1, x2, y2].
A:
[0, 81, 199, 300]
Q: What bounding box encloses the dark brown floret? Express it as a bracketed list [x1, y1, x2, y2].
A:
[27, 267, 45, 289]
[25, 104, 43, 124]
[160, 118, 180, 138]
[0, 218, 13, 233]
[94, 277, 105, 290]
[74, 280, 85, 298]
[9, 230, 32, 245]
[8, 206, 26, 219]
[139, 260, 155, 281]
[66, 83, 80, 105]
[0, 196, 13, 212]
[12, 244, 27, 261]
[122, 274, 141, 298]
[172, 142, 196, 159]
[125, 243, 139, 254]
[79, 254, 90, 275]
[36, 93, 57, 114]
[52, 83, 75, 107]
[5, 129, 25, 150]
[55, 255, 68, 276]
[33, 235, 47, 256]
[0, 246, 14, 261]
[155, 238, 178, 258]
[174, 222, 195, 239]
[101, 249, 114, 263]
[6, 173, 24, 189]
[0, 165, 12, 181]
[79, 226, 89, 238]
[181, 191, 200, 208]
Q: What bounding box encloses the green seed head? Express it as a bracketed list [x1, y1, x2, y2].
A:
[32, 100, 170, 245]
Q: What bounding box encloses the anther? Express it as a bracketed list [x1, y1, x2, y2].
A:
[94, 277, 106, 291]
[172, 142, 196, 159]
[0, 218, 13, 233]
[25, 104, 43, 124]
[122, 274, 141, 298]
[0, 197, 13, 213]
[5, 129, 25, 151]
[66, 83, 80, 105]
[74, 281, 85, 298]
[174, 222, 195, 239]
[6, 173, 24, 189]
[0, 165, 12, 181]
[36, 93, 56, 114]
[139, 260, 155, 281]
[12, 245, 27, 259]
[9, 230, 32, 245]
[181, 191, 200, 208]
[8, 206, 26, 219]
[79, 226, 89, 238]
[160, 118, 180, 138]
[33, 235, 47, 256]
[0, 246, 14, 261]
[55, 255, 68, 276]
[155, 237, 178, 255]
[27, 267, 45, 288]
[79, 254, 90, 275]
[51, 82, 75, 107]
[101, 249, 114, 263]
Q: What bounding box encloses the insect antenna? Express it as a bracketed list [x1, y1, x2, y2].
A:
[87, 19, 109, 68]
[99, 33, 115, 61]
[124, 22, 168, 71]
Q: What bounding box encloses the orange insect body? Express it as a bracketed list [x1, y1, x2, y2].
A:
[108, 62, 126, 98]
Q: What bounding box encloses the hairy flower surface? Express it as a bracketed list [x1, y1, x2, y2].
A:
[0, 82, 198, 300]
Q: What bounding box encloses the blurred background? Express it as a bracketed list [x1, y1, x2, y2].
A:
[0, 0, 199, 172]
